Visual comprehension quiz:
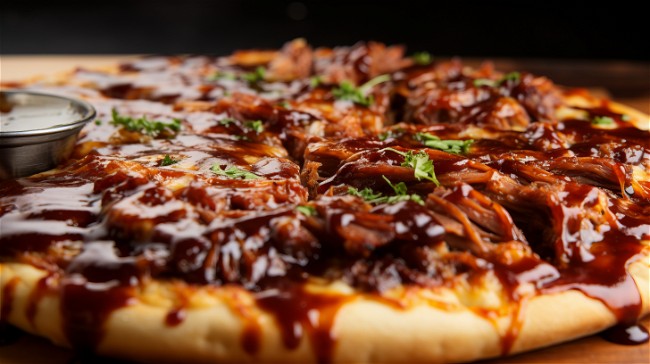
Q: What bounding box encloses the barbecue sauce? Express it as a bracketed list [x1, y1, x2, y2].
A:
[60, 242, 140, 352]
[254, 280, 348, 364]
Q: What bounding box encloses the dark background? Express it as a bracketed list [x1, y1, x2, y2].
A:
[3, 0, 649, 101]
[2, 0, 649, 59]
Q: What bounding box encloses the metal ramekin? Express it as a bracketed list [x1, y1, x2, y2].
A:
[0, 91, 96, 179]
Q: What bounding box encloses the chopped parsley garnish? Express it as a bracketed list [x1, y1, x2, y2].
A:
[347, 176, 424, 205]
[473, 78, 498, 87]
[160, 155, 179, 166]
[310, 75, 323, 88]
[278, 101, 289, 108]
[332, 81, 368, 105]
[411, 51, 433, 65]
[208, 67, 266, 84]
[218, 118, 264, 134]
[242, 67, 266, 84]
[620, 114, 631, 122]
[500, 71, 521, 84]
[210, 164, 260, 180]
[473, 71, 521, 88]
[415, 132, 473, 154]
[110, 109, 181, 138]
[591, 116, 615, 126]
[378, 128, 404, 141]
[296, 205, 316, 216]
[332, 74, 391, 107]
[94, 120, 102, 126]
[382, 176, 425, 205]
[207, 70, 237, 81]
[348, 186, 384, 201]
[381, 147, 440, 186]
[245, 120, 264, 134]
[218, 117, 237, 126]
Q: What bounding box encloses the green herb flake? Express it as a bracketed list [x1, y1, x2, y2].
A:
[160, 155, 179, 166]
[592, 116, 615, 126]
[210, 67, 266, 84]
[210, 164, 260, 180]
[278, 101, 289, 108]
[110, 109, 181, 138]
[620, 114, 631, 122]
[310, 76, 323, 88]
[500, 71, 521, 84]
[94, 120, 102, 126]
[242, 67, 266, 84]
[382, 176, 424, 205]
[381, 147, 441, 186]
[332, 74, 391, 107]
[218, 117, 237, 126]
[406, 151, 440, 185]
[415, 133, 473, 154]
[332, 81, 366, 105]
[348, 186, 384, 202]
[296, 205, 316, 216]
[473, 71, 521, 88]
[473, 78, 498, 87]
[347, 177, 424, 206]
[245, 120, 264, 134]
[411, 51, 433, 66]
[207, 70, 237, 81]
[383, 176, 407, 196]
[378, 128, 404, 141]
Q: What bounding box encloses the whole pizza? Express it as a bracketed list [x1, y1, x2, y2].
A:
[0, 39, 648, 363]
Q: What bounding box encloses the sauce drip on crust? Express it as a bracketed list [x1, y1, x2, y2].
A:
[1, 40, 649, 362]
[254, 279, 349, 364]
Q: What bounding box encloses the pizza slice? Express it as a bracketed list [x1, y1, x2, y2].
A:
[1, 39, 648, 363]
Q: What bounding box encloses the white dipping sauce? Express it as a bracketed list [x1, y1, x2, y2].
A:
[0, 95, 81, 132]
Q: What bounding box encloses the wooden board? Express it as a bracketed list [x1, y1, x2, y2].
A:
[0, 318, 648, 363]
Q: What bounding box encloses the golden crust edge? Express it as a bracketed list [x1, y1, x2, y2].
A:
[1, 252, 648, 363]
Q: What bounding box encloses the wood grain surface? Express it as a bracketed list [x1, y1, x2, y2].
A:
[0, 318, 648, 363]
[0, 56, 648, 363]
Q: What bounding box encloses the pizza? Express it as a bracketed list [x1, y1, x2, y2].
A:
[1, 39, 648, 363]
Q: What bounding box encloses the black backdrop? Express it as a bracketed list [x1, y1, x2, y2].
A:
[2, 0, 649, 60]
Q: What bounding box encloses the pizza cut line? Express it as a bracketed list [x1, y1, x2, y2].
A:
[0, 39, 649, 363]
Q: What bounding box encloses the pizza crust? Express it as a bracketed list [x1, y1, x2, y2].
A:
[2, 252, 648, 363]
